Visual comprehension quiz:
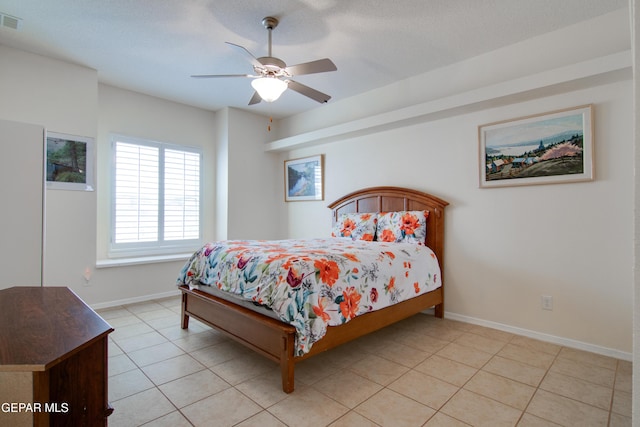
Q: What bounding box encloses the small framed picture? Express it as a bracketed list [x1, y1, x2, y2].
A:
[479, 105, 593, 188]
[284, 155, 323, 201]
[46, 131, 94, 191]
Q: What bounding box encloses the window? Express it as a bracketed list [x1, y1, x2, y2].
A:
[110, 134, 202, 257]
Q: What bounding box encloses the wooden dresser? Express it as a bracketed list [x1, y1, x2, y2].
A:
[0, 287, 114, 426]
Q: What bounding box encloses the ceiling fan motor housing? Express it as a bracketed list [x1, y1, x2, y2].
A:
[256, 56, 288, 76]
[262, 16, 279, 30]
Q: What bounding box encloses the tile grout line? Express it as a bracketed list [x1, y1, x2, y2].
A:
[125, 301, 297, 427]
[517, 338, 563, 426]
[109, 308, 185, 425]
[103, 298, 629, 427]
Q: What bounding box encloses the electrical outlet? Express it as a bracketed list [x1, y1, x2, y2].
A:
[541, 295, 553, 310]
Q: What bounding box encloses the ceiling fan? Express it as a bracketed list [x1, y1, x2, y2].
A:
[191, 16, 337, 105]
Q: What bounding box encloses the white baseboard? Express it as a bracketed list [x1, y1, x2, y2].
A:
[90, 289, 181, 310]
[92, 294, 632, 362]
[442, 310, 632, 362]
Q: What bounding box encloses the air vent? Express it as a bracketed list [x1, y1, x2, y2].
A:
[0, 12, 23, 31]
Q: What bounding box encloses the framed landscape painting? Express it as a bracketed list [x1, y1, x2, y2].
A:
[46, 131, 94, 191]
[479, 105, 593, 188]
[285, 155, 323, 201]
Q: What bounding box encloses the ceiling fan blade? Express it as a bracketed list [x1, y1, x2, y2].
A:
[248, 91, 262, 105]
[287, 80, 331, 103]
[285, 58, 337, 76]
[191, 74, 253, 78]
[225, 42, 264, 69]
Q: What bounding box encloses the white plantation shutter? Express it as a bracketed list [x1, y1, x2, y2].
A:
[110, 135, 202, 257]
[114, 142, 159, 243]
[164, 149, 200, 241]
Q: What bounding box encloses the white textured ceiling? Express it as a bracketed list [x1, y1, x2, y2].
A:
[0, 0, 628, 118]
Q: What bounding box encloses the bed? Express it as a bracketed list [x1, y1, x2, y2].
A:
[177, 186, 448, 393]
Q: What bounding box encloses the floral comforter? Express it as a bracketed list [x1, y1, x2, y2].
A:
[177, 238, 441, 355]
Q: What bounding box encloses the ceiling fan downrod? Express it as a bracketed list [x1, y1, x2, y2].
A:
[262, 17, 278, 58]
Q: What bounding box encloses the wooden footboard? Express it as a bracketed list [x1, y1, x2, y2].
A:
[180, 284, 443, 392]
[180, 286, 297, 392]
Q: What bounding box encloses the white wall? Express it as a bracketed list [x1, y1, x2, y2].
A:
[96, 84, 217, 257]
[92, 84, 217, 304]
[215, 108, 230, 240]
[286, 81, 632, 356]
[631, 0, 639, 420]
[279, 9, 634, 357]
[0, 45, 100, 300]
[213, 106, 287, 241]
[0, 120, 45, 289]
[225, 107, 287, 240]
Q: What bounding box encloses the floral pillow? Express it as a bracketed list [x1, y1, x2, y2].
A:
[331, 213, 377, 241]
[376, 210, 429, 244]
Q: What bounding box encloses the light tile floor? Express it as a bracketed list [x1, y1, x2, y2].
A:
[99, 297, 632, 427]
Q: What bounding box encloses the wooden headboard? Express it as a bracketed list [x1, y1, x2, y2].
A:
[327, 186, 449, 268]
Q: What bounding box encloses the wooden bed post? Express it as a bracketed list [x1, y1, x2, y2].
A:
[281, 334, 295, 393]
[434, 303, 444, 318]
[181, 291, 190, 329]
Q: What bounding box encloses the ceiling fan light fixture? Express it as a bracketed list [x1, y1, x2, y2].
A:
[251, 77, 287, 102]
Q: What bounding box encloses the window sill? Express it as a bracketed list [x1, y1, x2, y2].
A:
[96, 253, 192, 268]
